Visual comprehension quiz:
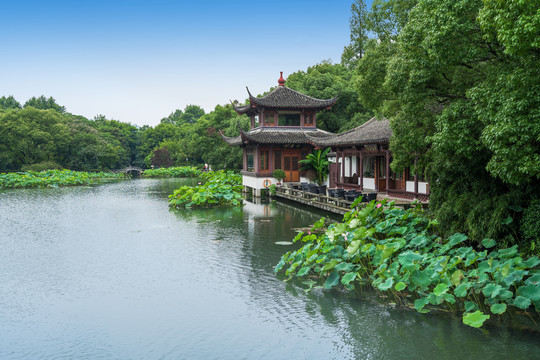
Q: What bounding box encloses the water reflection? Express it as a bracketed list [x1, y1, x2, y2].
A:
[0, 180, 538, 359]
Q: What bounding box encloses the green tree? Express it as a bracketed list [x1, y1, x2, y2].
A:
[376, 0, 539, 248]
[287, 61, 372, 133]
[24, 95, 66, 113]
[160, 104, 205, 126]
[0, 108, 69, 169]
[0, 95, 22, 110]
[342, 0, 369, 68]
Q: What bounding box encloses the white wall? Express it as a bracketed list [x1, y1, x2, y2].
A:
[243, 176, 279, 190]
[405, 181, 429, 194]
[419, 182, 428, 194]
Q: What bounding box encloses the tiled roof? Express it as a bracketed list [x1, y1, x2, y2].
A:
[221, 127, 333, 146]
[248, 86, 338, 110]
[306, 117, 392, 146]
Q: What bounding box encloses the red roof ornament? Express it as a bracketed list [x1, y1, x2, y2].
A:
[278, 71, 286, 86]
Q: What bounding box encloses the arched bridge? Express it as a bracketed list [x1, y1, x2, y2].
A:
[115, 166, 143, 178]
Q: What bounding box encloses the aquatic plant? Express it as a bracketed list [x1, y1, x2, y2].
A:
[275, 198, 539, 328]
[168, 170, 243, 208]
[142, 166, 201, 178]
[0, 170, 123, 189]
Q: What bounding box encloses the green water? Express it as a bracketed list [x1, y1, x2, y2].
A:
[0, 178, 538, 359]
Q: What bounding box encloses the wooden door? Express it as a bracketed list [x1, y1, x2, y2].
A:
[376, 156, 386, 191]
[283, 152, 300, 182]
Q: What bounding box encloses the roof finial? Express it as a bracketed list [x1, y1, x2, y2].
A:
[278, 71, 286, 86]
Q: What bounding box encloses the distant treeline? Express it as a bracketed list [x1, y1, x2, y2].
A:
[0, 62, 371, 173]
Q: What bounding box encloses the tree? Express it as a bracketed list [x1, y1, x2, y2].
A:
[377, 0, 539, 248]
[342, 0, 369, 68]
[287, 61, 372, 133]
[0, 108, 69, 169]
[0, 96, 22, 110]
[24, 95, 66, 113]
[150, 147, 173, 168]
[160, 104, 205, 126]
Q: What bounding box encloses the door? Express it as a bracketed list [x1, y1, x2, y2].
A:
[283, 152, 300, 182]
[376, 156, 386, 191]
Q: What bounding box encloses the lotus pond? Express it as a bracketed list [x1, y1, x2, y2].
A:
[0, 179, 539, 359]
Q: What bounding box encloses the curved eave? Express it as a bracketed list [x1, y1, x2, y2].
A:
[219, 129, 243, 146]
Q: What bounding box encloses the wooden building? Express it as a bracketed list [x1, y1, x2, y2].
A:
[221, 72, 337, 196]
[306, 117, 430, 202]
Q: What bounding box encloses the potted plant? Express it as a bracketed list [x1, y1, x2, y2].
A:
[299, 148, 330, 194]
[273, 169, 286, 186]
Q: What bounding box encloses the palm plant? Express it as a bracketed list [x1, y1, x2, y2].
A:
[298, 148, 330, 186]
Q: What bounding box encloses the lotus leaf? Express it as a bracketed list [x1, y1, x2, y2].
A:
[324, 271, 340, 289]
[491, 303, 507, 314]
[433, 283, 449, 296]
[376, 278, 393, 291]
[463, 311, 490, 328]
[341, 272, 358, 285]
[395, 282, 407, 291]
[481, 238, 496, 248]
[447, 233, 468, 247]
[513, 296, 532, 310]
[453, 282, 472, 297]
[517, 284, 540, 302]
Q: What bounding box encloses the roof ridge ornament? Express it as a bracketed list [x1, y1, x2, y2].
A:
[278, 71, 286, 86]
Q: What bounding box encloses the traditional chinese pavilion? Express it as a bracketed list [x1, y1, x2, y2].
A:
[306, 117, 430, 202]
[221, 72, 338, 196]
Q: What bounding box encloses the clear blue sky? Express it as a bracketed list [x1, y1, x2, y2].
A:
[1, 0, 359, 126]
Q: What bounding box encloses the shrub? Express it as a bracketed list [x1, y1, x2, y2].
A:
[143, 166, 200, 178]
[521, 199, 540, 253]
[21, 161, 63, 172]
[273, 169, 286, 182]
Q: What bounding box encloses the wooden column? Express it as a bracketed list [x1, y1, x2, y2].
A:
[359, 151, 364, 190]
[385, 150, 390, 192]
[341, 151, 346, 185]
[255, 146, 260, 172]
[348, 153, 352, 178]
[414, 172, 419, 194]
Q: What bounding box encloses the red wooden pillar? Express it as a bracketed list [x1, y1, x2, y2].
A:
[269, 145, 274, 173]
[385, 150, 390, 192]
[341, 151, 346, 185]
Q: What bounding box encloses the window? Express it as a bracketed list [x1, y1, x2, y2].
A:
[247, 152, 254, 170]
[254, 114, 259, 127]
[264, 111, 274, 125]
[278, 112, 300, 126]
[274, 151, 281, 170]
[304, 113, 314, 125]
[260, 150, 269, 171]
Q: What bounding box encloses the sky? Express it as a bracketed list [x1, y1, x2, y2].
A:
[1, 0, 358, 127]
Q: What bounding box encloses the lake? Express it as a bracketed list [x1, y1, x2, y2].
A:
[0, 179, 538, 359]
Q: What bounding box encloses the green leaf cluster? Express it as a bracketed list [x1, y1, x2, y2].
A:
[0, 170, 123, 189]
[142, 166, 200, 178]
[275, 200, 539, 328]
[168, 170, 243, 208]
